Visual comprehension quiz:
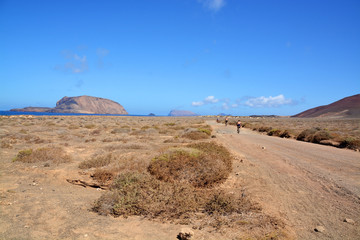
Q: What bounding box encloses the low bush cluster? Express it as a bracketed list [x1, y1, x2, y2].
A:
[92, 172, 252, 226]
[339, 138, 360, 150]
[79, 153, 113, 169]
[181, 125, 212, 140]
[148, 142, 232, 188]
[13, 146, 71, 164]
[296, 128, 332, 143]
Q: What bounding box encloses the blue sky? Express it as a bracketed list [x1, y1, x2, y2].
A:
[1, 0, 359, 116]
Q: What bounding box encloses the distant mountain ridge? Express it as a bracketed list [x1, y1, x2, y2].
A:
[292, 94, 360, 118]
[11, 95, 128, 115]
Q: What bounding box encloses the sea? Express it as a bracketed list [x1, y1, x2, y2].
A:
[0, 111, 152, 117]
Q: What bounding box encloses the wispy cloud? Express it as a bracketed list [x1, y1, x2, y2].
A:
[55, 50, 88, 74]
[198, 0, 226, 12]
[245, 94, 294, 108]
[97, 48, 110, 68]
[192, 95, 219, 106]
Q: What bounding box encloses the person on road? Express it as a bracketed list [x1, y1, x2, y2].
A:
[237, 120, 241, 134]
[225, 117, 229, 126]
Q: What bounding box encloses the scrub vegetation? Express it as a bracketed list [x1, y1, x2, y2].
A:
[221, 116, 360, 150]
[0, 115, 285, 239]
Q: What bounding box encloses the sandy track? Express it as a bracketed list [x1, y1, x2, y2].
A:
[209, 121, 360, 239]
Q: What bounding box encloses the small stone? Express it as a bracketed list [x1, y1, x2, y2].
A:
[344, 218, 355, 224]
[261, 146, 266, 150]
[314, 226, 325, 233]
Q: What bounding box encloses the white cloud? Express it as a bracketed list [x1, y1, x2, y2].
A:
[204, 96, 219, 103]
[199, 0, 226, 12]
[245, 94, 293, 108]
[222, 102, 229, 110]
[192, 101, 204, 106]
[192, 95, 219, 107]
[56, 50, 88, 74]
[97, 48, 110, 68]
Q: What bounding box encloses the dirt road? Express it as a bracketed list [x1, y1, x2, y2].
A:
[209, 121, 360, 239]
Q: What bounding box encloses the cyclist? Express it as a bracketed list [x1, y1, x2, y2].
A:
[236, 120, 241, 134]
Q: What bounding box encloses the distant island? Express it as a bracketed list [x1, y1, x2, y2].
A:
[168, 110, 198, 117]
[11, 95, 128, 115]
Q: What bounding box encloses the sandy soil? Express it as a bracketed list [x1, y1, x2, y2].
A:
[1, 117, 359, 239]
[209, 121, 360, 239]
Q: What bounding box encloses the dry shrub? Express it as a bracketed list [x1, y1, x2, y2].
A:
[297, 128, 332, 143]
[310, 130, 332, 143]
[85, 138, 96, 143]
[79, 153, 113, 169]
[92, 169, 115, 185]
[1, 140, 13, 149]
[112, 155, 148, 173]
[181, 126, 212, 140]
[296, 128, 317, 141]
[205, 191, 243, 215]
[84, 124, 96, 129]
[90, 129, 101, 135]
[13, 146, 71, 164]
[92, 172, 253, 227]
[148, 142, 232, 188]
[339, 138, 360, 150]
[267, 129, 281, 136]
[279, 130, 291, 138]
[258, 126, 272, 133]
[111, 128, 130, 134]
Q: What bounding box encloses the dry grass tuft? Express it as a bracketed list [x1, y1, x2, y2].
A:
[79, 153, 113, 169]
[13, 146, 71, 164]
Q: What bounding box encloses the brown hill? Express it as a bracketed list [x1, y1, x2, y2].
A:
[11, 95, 128, 115]
[292, 94, 360, 118]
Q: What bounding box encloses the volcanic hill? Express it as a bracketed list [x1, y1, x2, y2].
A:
[11, 95, 128, 115]
[292, 94, 360, 118]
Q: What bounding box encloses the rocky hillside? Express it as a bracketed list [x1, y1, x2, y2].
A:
[292, 94, 360, 118]
[11, 96, 128, 115]
[168, 110, 198, 117]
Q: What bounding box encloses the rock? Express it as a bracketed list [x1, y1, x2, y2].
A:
[262, 146, 266, 150]
[344, 218, 355, 224]
[314, 226, 325, 233]
[177, 228, 194, 240]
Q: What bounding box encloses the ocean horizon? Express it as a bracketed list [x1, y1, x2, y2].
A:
[0, 111, 164, 117]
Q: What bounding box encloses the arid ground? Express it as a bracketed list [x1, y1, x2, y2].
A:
[0, 116, 359, 239]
